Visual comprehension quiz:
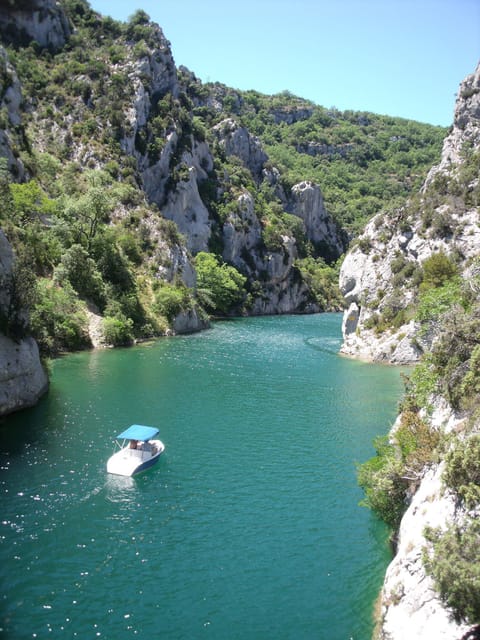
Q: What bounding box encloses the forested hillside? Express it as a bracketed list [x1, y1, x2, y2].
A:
[187, 81, 445, 232]
[0, 0, 446, 357]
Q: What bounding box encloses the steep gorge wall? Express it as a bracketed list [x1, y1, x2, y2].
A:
[339, 63, 480, 365]
[338, 64, 480, 639]
[0, 230, 48, 417]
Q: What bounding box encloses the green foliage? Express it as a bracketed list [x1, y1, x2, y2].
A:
[9, 180, 57, 224]
[357, 435, 408, 528]
[395, 410, 442, 473]
[357, 410, 442, 528]
[154, 283, 194, 322]
[216, 90, 447, 232]
[295, 257, 344, 310]
[420, 252, 458, 290]
[53, 244, 106, 309]
[405, 355, 439, 410]
[415, 279, 463, 325]
[102, 314, 134, 346]
[443, 435, 480, 507]
[61, 186, 112, 251]
[430, 304, 480, 409]
[195, 252, 246, 315]
[460, 344, 480, 400]
[424, 519, 480, 625]
[91, 230, 135, 292]
[30, 279, 90, 355]
[0, 245, 37, 339]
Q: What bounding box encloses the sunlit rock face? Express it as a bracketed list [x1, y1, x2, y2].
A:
[213, 118, 268, 181]
[339, 62, 480, 364]
[0, 231, 48, 417]
[288, 180, 346, 259]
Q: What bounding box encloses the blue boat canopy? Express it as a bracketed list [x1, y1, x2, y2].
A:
[116, 425, 159, 441]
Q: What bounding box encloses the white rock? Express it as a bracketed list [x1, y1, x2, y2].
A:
[289, 181, 345, 256]
[162, 167, 211, 254]
[379, 466, 470, 640]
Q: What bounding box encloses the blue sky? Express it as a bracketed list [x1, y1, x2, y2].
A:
[90, 0, 479, 126]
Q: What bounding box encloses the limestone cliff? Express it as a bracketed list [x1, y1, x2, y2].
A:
[342, 63, 480, 639]
[0, 0, 71, 51]
[208, 116, 346, 313]
[0, 46, 25, 179]
[339, 62, 480, 364]
[377, 402, 475, 640]
[0, 230, 48, 417]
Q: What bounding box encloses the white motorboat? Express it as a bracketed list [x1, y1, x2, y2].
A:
[107, 424, 165, 477]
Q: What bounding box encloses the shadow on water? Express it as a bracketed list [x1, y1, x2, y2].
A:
[0, 389, 55, 457]
[303, 336, 341, 356]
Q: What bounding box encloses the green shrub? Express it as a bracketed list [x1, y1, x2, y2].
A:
[395, 410, 442, 473]
[460, 345, 480, 401]
[295, 257, 343, 310]
[405, 355, 439, 410]
[358, 410, 441, 528]
[195, 252, 246, 315]
[154, 283, 193, 322]
[420, 252, 457, 290]
[443, 435, 480, 507]
[53, 244, 106, 309]
[357, 435, 408, 528]
[102, 314, 134, 346]
[424, 519, 480, 625]
[428, 304, 480, 408]
[30, 279, 90, 355]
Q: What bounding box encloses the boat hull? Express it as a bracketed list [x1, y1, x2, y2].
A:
[107, 439, 165, 477]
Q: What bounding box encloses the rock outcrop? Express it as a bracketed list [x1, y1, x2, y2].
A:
[0, 0, 71, 51]
[208, 117, 345, 313]
[339, 62, 480, 364]
[213, 118, 268, 181]
[162, 166, 212, 253]
[288, 181, 346, 258]
[378, 400, 475, 640]
[0, 231, 48, 417]
[0, 47, 25, 179]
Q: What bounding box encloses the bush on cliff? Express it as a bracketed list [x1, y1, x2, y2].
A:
[195, 252, 246, 315]
[424, 519, 480, 626]
[30, 279, 90, 355]
[357, 410, 442, 529]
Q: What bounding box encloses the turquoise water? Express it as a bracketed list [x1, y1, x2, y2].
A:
[0, 314, 405, 640]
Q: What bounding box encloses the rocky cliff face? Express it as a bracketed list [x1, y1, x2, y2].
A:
[376, 397, 476, 640]
[92, 27, 344, 315]
[0, 0, 71, 51]
[342, 63, 480, 639]
[208, 117, 346, 313]
[0, 230, 48, 417]
[0, 46, 47, 416]
[0, 46, 25, 179]
[339, 63, 480, 364]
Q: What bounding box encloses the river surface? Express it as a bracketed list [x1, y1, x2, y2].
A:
[0, 314, 406, 640]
